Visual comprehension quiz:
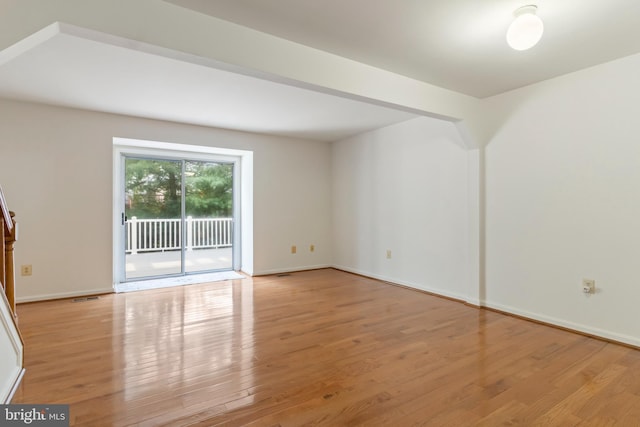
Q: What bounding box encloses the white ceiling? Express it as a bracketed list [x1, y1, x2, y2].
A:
[166, 0, 640, 98]
[2, 1, 639, 142]
[0, 24, 418, 142]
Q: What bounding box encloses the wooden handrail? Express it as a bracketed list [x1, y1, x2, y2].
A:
[0, 185, 17, 318]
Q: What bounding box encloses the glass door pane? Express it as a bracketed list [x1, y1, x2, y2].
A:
[125, 158, 183, 279]
[184, 160, 233, 273]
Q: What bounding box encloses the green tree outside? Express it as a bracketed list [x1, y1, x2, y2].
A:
[125, 159, 233, 219]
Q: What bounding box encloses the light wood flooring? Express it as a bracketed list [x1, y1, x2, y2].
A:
[12, 268, 640, 426]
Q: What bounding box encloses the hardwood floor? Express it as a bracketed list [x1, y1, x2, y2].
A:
[12, 269, 640, 426]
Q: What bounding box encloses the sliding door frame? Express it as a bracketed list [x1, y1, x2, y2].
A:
[113, 139, 247, 286]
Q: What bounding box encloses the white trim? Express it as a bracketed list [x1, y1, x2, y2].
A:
[253, 264, 332, 276]
[331, 265, 640, 347]
[4, 368, 25, 404]
[465, 297, 482, 307]
[115, 271, 244, 293]
[331, 265, 469, 302]
[482, 300, 640, 348]
[112, 137, 254, 284]
[0, 291, 23, 403]
[113, 137, 250, 160]
[15, 287, 113, 303]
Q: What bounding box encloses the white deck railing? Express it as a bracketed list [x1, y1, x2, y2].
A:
[126, 216, 232, 254]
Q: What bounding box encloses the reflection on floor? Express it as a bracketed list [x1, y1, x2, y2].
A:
[115, 270, 245, 293]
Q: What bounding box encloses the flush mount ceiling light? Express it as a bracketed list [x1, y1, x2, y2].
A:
[506, 5, 544, 51]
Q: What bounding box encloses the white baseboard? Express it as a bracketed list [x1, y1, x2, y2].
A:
[331, 264, 468, 303]
[465, 297, 482, 307]
[15, 268, 639, 348]
[5, 368, 25, 404]
[16, 287, 114, 303]
[252, 264, 332, 276]
[0, 291, 24, 404]
[331, 265, 640, 348]
[482, 300, 640, 348]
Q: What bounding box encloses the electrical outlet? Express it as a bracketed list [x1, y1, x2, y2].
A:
[582, 279, 595, 294]
[386, 250, 392, 259]
[310, 244, 315, 252]
[291, 245, 297, 254]
[21, 264, 32, 276]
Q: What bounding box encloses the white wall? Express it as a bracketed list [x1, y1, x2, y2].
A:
[331, 51, 640, 350]
[0, 99, 332, 301]
[332, 117, 471, 300]
[482, 52, 640, 345]
[2, 1, 639, 348]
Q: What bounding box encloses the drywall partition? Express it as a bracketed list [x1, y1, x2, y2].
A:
[482, 51, 640, 346]
[0, 99, 332, 301]
[332, 117, 471, 300]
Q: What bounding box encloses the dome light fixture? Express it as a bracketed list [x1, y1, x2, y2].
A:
[506, 5, 544, 51]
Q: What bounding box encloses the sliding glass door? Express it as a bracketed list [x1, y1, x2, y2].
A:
[184, 160, 234, 273]
[123, 156, 233, 281]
